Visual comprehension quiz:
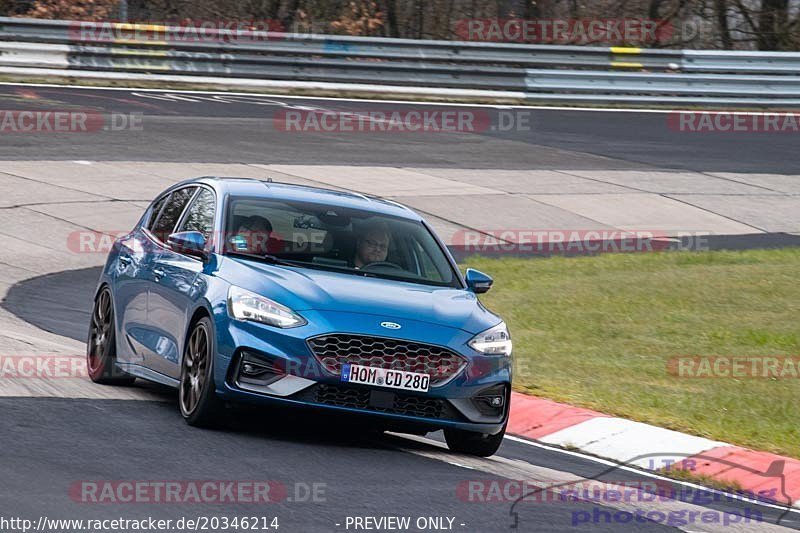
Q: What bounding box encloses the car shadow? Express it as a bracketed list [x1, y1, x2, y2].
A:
[1, 266, 101, 341]
[1, 265, 409, 451]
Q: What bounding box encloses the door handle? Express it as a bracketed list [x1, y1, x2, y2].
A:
[153, 268, 166, 280]
[118, 255, 132, 266]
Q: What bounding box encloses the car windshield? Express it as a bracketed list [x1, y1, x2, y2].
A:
[223, 196, 460, 288]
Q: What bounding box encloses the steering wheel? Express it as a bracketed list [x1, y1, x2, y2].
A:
[360, 261, 403, 271]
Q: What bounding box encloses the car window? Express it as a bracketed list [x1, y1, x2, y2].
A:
[227, 200, 329, 256]
[151, 186, 197, 242]
[224, 197, 459, 288]
[413, 240, 444, 282]
[146, 195, 169, 231]
[178, 187, 215, 240]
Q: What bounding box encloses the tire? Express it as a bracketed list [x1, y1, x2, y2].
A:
[87, 287, 136, 386]
[444, 423, 506, 457]
[179, 316, 224, 427]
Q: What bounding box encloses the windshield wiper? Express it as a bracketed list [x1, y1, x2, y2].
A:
[228, 253, 452, 286]
[228, 251, 301, 267]
[262, 254, 301, 267]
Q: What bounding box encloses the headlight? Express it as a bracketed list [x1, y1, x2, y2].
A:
[469, 322, 512, 356]
[228, 286, 306, 328]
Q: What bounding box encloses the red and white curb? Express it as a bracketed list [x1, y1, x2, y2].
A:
[508, 392, 800, 508]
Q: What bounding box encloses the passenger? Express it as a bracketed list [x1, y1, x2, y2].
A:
[234, 215, 272, 254]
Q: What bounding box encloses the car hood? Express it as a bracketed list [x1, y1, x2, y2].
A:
[218, 256, 500, 334]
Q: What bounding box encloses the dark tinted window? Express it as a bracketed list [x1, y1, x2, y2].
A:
[178, 188, 216, 239]
[151, 187, 196, 241]
[224, 197, 458, 288]
[146, 195, 168, 230]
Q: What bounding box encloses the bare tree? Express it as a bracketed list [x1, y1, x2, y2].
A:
[7, 0, 800, 50]
[714, 0, 733, 49]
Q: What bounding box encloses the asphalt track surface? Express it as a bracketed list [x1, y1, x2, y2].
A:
[0, 84, 797, 173]
[3, 268, 799, 531]
[1, 84, 799, 532]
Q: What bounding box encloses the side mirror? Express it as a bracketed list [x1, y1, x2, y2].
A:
[465, 268, 493, 294]
[168, 231, 207, 259]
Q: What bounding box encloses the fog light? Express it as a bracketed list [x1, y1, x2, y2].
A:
[488, 396, 504, 407]
[236, 351, 283, 388]
[472, 384, 508, 417]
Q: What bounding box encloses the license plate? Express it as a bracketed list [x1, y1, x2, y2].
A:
[341, 364, 430, 392]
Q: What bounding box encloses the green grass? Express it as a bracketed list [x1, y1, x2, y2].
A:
[660, 469, 744, 495]
[462, 248, 800, 458]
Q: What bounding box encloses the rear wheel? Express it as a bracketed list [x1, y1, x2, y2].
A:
[179, 317, 224, 427]
[444, 423, 506, 457]
[86, 287, 135, 385]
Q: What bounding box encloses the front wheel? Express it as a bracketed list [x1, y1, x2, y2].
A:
[444, 423, 506, 457]
[87, 287, 135, 386]
[179, 317, 224, 427]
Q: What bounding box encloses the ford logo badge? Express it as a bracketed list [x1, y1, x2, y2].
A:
[380, 321, 401, 330]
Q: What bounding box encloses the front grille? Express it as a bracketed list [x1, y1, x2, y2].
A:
[306, 384, 460, 420]
[316, 384, 369, 409]
[307, 334, 467, 386]
[392, 393, 444, 418]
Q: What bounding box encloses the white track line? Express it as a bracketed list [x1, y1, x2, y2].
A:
[392, 433, 796, 532]
[2, 80, 792, 115]
[503, 434, 800, 515]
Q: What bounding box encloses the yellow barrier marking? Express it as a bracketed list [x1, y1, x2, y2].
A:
[111, 59, 171, 71]
[113, 22, 169, 33]
[112, 49, 169, 57]
[610, 61, 644, 68]
[114, 39, 168, 46]
[610, 47, 642, 54]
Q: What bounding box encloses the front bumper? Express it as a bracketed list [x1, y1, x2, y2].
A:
[212, 309, 512, 434]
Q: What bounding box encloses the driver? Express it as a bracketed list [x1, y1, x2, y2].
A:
[353, 222, 390, 268]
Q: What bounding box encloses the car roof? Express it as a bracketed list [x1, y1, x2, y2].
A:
[179, 176, 421, 220]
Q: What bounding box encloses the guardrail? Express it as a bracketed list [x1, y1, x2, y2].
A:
[1, 17, 799, 106]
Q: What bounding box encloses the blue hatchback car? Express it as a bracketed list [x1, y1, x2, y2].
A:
[88, 177, 512, 456]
